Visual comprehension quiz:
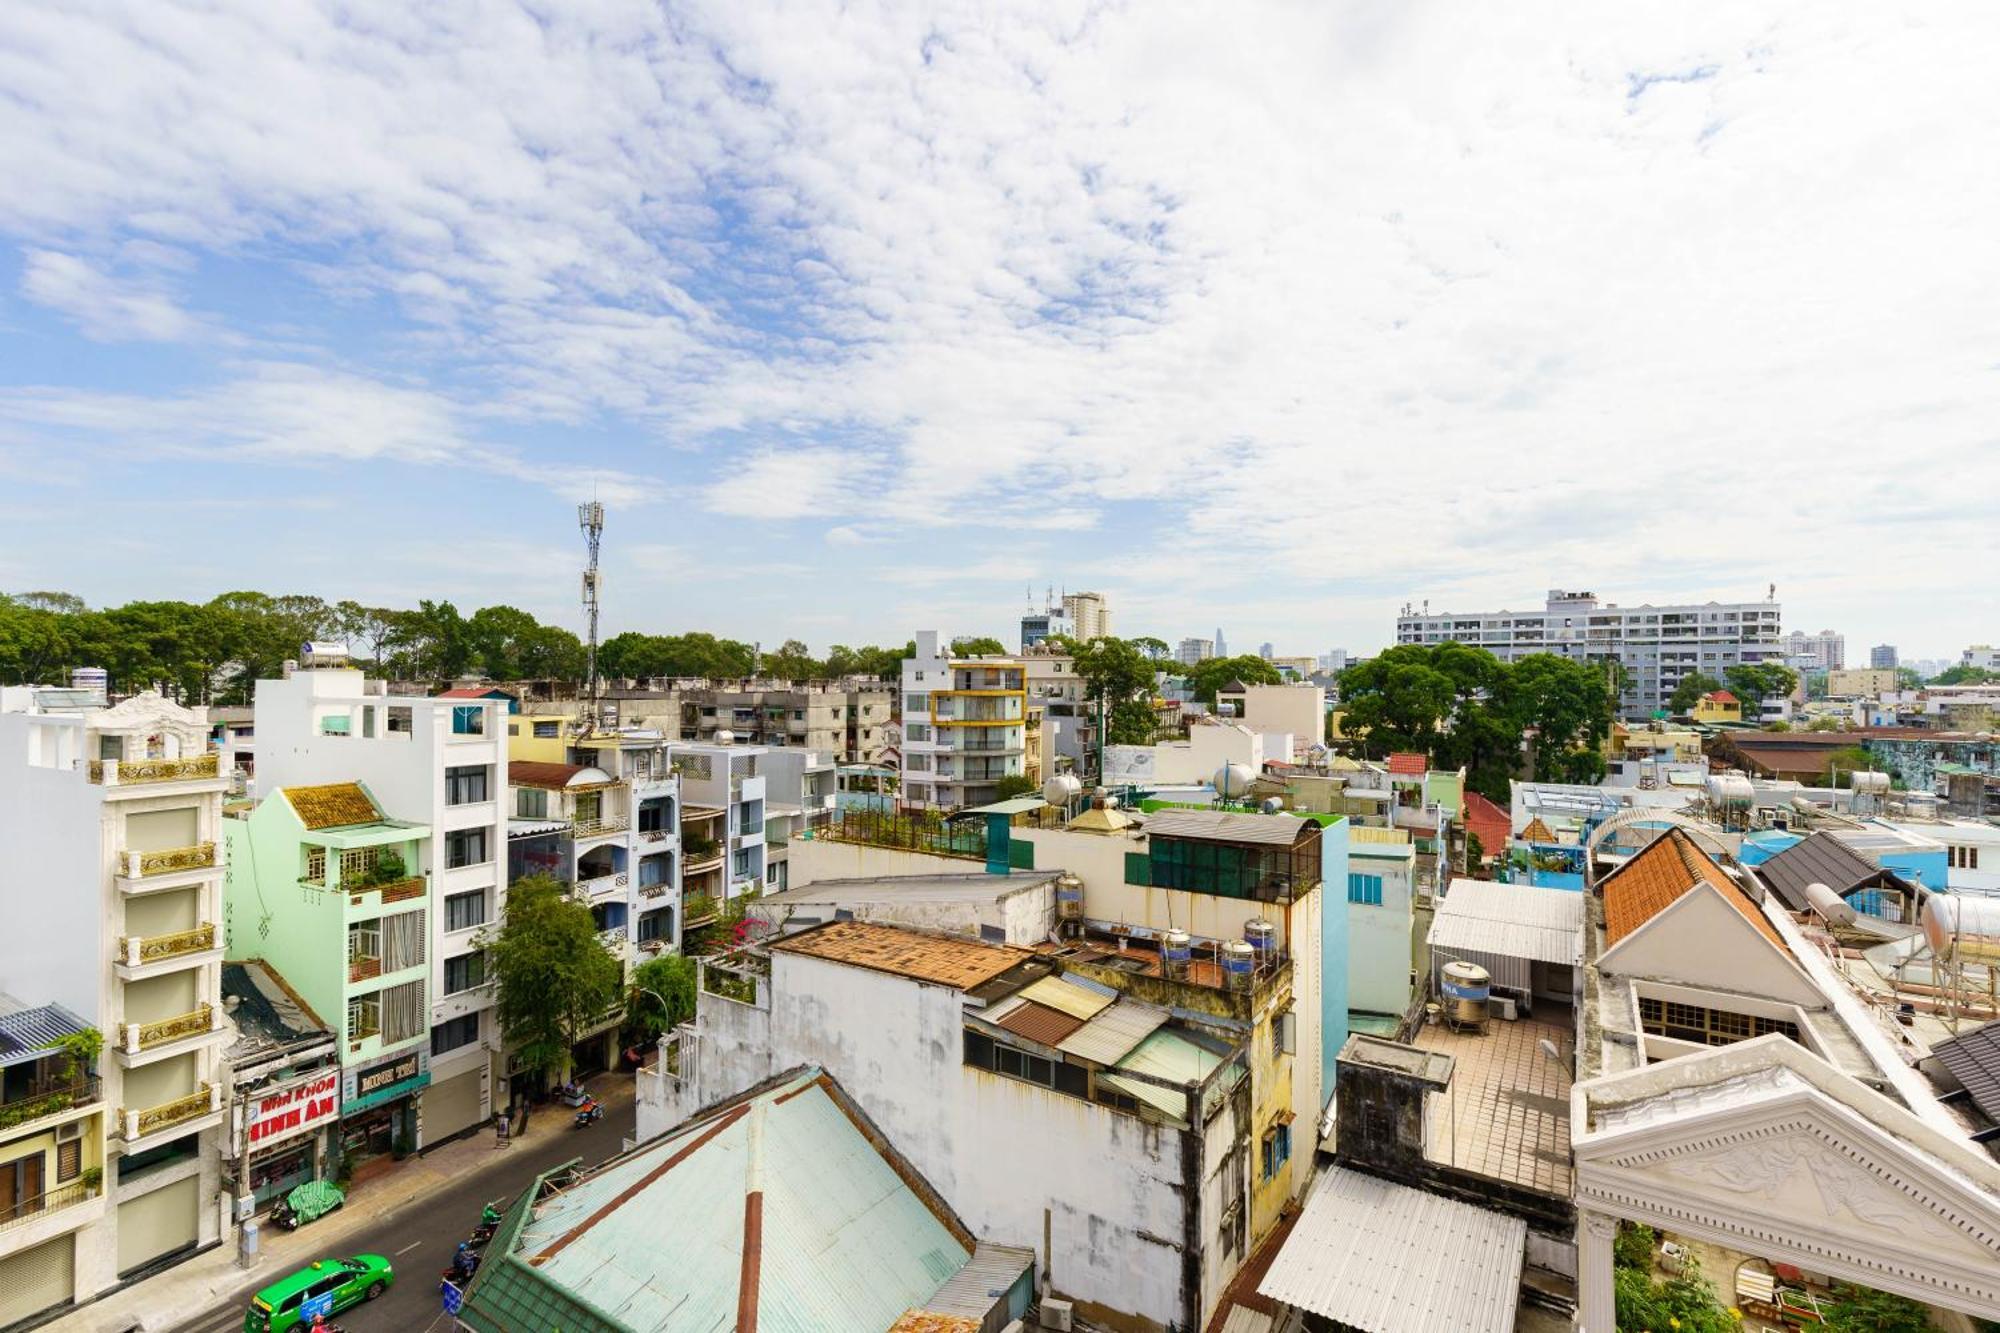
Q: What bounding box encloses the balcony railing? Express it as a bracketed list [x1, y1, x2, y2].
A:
[572, 816, 629, 839]
[348, 956, 383, 983]
[89, 753, 220, 786]
[577, 871, 629, 900]
[123, 1003, 216, 1053]
[122, 1083, 217, 1139]
[638, 880, 671, 899]
[0, 1179, 100, 1234]
[121, 842, 218, 879]
[118, 924, 217, 967]
[344, 875, 426, 905]
[638, 827, 674, 843]
[0, 1075, 101, 1134]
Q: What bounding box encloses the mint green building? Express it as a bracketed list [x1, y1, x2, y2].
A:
[223, 782, 432, 1173]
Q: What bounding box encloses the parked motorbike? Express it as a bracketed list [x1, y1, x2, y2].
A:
[572, 1099, 603, 1129]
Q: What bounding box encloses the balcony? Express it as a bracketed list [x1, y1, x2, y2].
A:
[572, 815, 629, 840]
[116, 924, 220, 977]
[0, 1179, 104, 1238]
[344, 875, 426, 907]
[118, 1003, 222, 1060]
[89, 753, 222, 788]
[597, 927, 630, 962]
[117, 841, 220, 887]
[120, 1082, 220, 1141]
[348, 956, 383, 984]
[577, 871, 629, 901]
[0, 1075, 101, 1138]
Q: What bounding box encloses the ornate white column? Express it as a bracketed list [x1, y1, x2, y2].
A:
[1578, 1208, 1619, 1333]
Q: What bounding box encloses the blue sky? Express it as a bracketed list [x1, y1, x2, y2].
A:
[0, 3, 1995, 661]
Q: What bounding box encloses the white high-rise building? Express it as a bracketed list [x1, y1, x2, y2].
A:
[252, 665, 508, 1144]
[1176, 637, 1214, 666]
[898, 631, 1026, 810]
[1061, 591, 1111, 642]
[0, 688, 231, 1321]
[1961, 645, 2000, 672]
[1395, 588, 1783, 718]
[1780, 628, 1845, 671]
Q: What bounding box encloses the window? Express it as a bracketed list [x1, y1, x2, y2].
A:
[1951, 845, 1981, 870]
[905, 723, 930, 743]
[381, 980, 425, 1043]
[338, 846, 379, 885]
[304, 845, 327, 885]
[905, 693, 927, 712]
[56, 1138, 81, 1183]
[1637, 995, 1800, 1047]
[533, 721, 560, 739]
[382, 911, 425, 970]
[347, 993, 381, 1039]
[1260, 1120, 1292, 1180]
[515, 788, 549, 819]
[387, 706, 413, 735]
[431, 1014, 480, 1056]
[445, 890, 487, 932]
[445, 765, 489, 805]
[636, 909, 671, 944]
[1274, 1008, 1296, 1056]
[445, 952, 485, 995]
[1347, 873, 1384, 906]
[446, 828, 488, 869]
[451, 705, 485, 736]
[347, 922, 381, 968]
[319, 714, 351, 736]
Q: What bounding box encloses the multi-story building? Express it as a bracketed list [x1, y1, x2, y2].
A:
[251, 664, 509, 1146]
[1019, 602, 1071, 651]
[1872, 643, 1899, 669]
[1062, 590, 1111, 641]
[1825, 667, 1899, 698]
[1177, 637, 1215, 666]
[0, 689, 231, 1318]
[223, 783, 438, 1170]
[898, 632, 1027, 811]
[1962, 644, 2000, 672]
[1022, 646, 1096, 785]
[568, 681, 894, 766]
[1395, 587, 1784, 718]
[754, 747, 835, 893]
[1781, 628, 1845, 671]
[667, 742, 766, 908]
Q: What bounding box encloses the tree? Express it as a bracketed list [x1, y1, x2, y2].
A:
[1807, 716, 1846, 731]
[1820, 1285, 1933, 1333]
[1505, 654, 1613, 786]
[627, 955, 698, 1041]
[993, 774, 1037, 800]
[1824, 745, 1875, 786]
[1612, 1224, 1735, 1333]
[1072, 637, 1157, 745]
[1724, 662, 1798, 715]
[1934, 664, 2000, 686]
[951, 635, 1009, 657]
[1668, 671, 1723, 715]
[1185, 654, 1283, 704]
[487, 875, 622, 1088]
[1128, 635, 1171, 660]
[1893, 666, 1924, 689]
[763, 638, 821, 681]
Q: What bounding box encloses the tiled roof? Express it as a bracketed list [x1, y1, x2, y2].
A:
[1601, 828, 1782, 949]
[508, 761, 591, 790]
[1756, 833, 1910, 912]
[771, 921, 1027, 990]
[439, 686, 517, 699]
[1461, 791, 1511, 858]
[281, 782, 382, 830]
[1386, 752, 1428, 775]
[1519, 816, 1556, 844]
[1703, 690, 1739, 704]
[1931, 1022, 2000, 1127]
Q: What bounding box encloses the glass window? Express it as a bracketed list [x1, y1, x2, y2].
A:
[533, 721, 560, 739]
[1347, 873, 1383, 906]
[431, 1013, 480, 1056]
[444, 952, 485, 995]
[446, 828, 488, 869]
[445, 765, 489, 805]
[451, 705, 485, 736]
[515, 788, 549, 819]
[445, 890, 487, 932]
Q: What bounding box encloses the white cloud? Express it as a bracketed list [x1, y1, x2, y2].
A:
[0, 3, 1996, 648]
[19, 250, 199, 341]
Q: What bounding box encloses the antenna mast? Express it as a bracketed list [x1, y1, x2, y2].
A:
[578, 501, 604, 734]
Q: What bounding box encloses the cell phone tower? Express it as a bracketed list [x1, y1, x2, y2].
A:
[578, 501, 604, 734]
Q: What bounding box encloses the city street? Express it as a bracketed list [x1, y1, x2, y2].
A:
[164, 1094, 635, 1333]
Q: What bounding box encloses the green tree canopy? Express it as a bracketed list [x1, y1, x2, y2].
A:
[1934, 664, 2000, 685]
[487, 874, 622, 1080]
[627, 954, 698, 1041]
[950, 635, 1008, 656]
[1185, 654, 1283, 704]
[1505, 654, 1614, 786]
[1724, 662, 1799, 714]
[1071, 637, 1159, 744]
[1127, 635, 1171, 660]
[1668, 670, 1724, 714]
[992, 773, 1037, 800]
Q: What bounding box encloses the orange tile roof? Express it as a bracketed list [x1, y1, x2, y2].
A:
[1601, 828, 1783, 949]
[1462, 791, 1511, 858]
[1386, 752, 1428, 775]
[770, 920, 1027, 990]
[1520, 816, 1556, 843]
[280, 782, 382, 830]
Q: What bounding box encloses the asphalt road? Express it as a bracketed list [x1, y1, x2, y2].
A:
[169, 1095, 634, 1333]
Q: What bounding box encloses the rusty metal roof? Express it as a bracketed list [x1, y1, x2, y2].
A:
[770, 921, 1028, 991]
[989, 999, 1085, 1047]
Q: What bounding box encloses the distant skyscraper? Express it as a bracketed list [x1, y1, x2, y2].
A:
[1062, 591, 1111, 642]
[1258, 642, 1275, 659]
[1780, 628, 1844, 671]
[1319, 649, 1349, 675]
[1177, 637, 1215, 666]
[1214, 627, 1227, 658]
[1871, 644, 1898, 669]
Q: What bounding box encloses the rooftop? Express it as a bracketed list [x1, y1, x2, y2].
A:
[1142, 807, 1315, 846]
[1601, 828, 1782, 950]
[1385, 752, 1428, 776]
[756, 870, 1059, 912]
[280, 781, 382, 830]
[1428, 879, 1585, 967]
[0, 1001, 91, 1070]
[770, 920, 1028, 991]
[509, 760, 614, 790]
[1931, 1021, 2000, 1131]
[1756, 832, 1915, 912]
[221, 961, 334, 1067]
[1411, 1007, 1575, 1198]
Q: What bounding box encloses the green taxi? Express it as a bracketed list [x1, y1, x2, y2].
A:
[245, 1255, 394, 1332]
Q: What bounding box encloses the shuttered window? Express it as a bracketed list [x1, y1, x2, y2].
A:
[381, 981, 426, 1045]
[382, 912, 426, 972]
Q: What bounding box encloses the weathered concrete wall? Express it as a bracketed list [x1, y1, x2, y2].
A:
[787, 835, 987, 887]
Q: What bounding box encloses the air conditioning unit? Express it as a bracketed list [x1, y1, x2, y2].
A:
[1039, 1298, 1074, 1332]
[55, 1120, 84, 1143]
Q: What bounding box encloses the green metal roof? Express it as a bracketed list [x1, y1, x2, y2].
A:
[458, 1068, 971, 1333]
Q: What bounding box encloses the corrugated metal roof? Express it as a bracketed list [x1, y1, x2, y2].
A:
[1097, 1072, 1193, 1124]
[512, 1069, 971, 1332]
[1019, 975, 1116, 1021]
[1114, 1028, 1223, 1084]
[0, 1003, 91, 1068]
[1143, 809, 1310, 846]
[912, 1241, 1035, 1321]
[1218, 1306, 1276, 1333]
[772, 921, 1029, 990]
[993, 1000, 1086, 1047]
[1258, 1165, 1525, 1332]
[1427, 879, 1585, 966]
[1932, 1022, 2000, 1127]
[1056, 1001, 1171, 1065]
[955, 797, 1048, 816]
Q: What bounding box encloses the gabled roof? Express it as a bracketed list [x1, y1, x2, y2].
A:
[1461, 791, 1511, 857]
[1703, 690, 1740, 704]
[1756, 832, 1914, 912]
[1519, 816, 1556, 843]
[280, 782, 382, 830]
[1931, 1022, 2000, 1128]
[1385, 752, 1428, 776]
[439, 686, 518, 699]
[1601, 828, 1782, 949]
[464, 1067, 975, 1333]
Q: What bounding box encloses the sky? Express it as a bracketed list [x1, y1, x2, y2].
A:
[0, 3, 1995, 661]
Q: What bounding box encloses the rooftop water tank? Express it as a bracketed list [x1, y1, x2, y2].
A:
[1161, 929, 1192, 979]
[713, 729, 735, 744]
[1043, 774, 1083, 806]
[69, 667, 107, 705]
[1441, 960, 1491, 1030]
[1923, 895, 2000, 965]
[1055, 872, 1084, 921]
[1803, 882, 1858, 926]
[1706, 774, 1755, 807]
[1220, 940, 1256, 992]
[1214, 762, 1256, 801]
[1244, 918, 1278, 960]
[1850, 771, 1892, 795]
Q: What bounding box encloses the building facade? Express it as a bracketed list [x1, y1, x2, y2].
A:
[1062, 591, 1112, 641]
[899, 632, 1027, 811]
[0, 691, 232, 1321]
[1395, 588, 1784, 718]
[251, 667, 509, 1148]
[1176, 638, 1214, 666]
[1871, 644, 1899, 669]
[1780, 628, 1845, 671]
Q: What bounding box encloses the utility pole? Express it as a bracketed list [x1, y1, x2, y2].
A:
[578, 501, 604, 735]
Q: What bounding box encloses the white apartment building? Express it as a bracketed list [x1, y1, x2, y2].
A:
[252, 666, 508, 1146]
[755, 747, 836, 892]
[898, 632, 1027, 811]
[1176, 637, 1214, 666]
[1395, 588, 1783, 718]
[1061, 591, 1111, 641]
[566, 729, 685, 969]
[1781, 627, 1845, 671]
[1963, 644, 2000, 672]
[0, 689, 232, 1320]
[667, 742, 767, 905]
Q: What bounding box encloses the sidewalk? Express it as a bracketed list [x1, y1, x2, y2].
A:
[53, 1077, 636, 1333]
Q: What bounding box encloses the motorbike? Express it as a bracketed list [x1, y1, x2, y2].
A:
[270, 1180, 345, 1232]
[555, 1081, 591, 1108]
[572, 1099, 603, 1129]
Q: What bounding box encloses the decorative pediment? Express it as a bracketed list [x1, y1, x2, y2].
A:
[91, 690, 206, 751]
